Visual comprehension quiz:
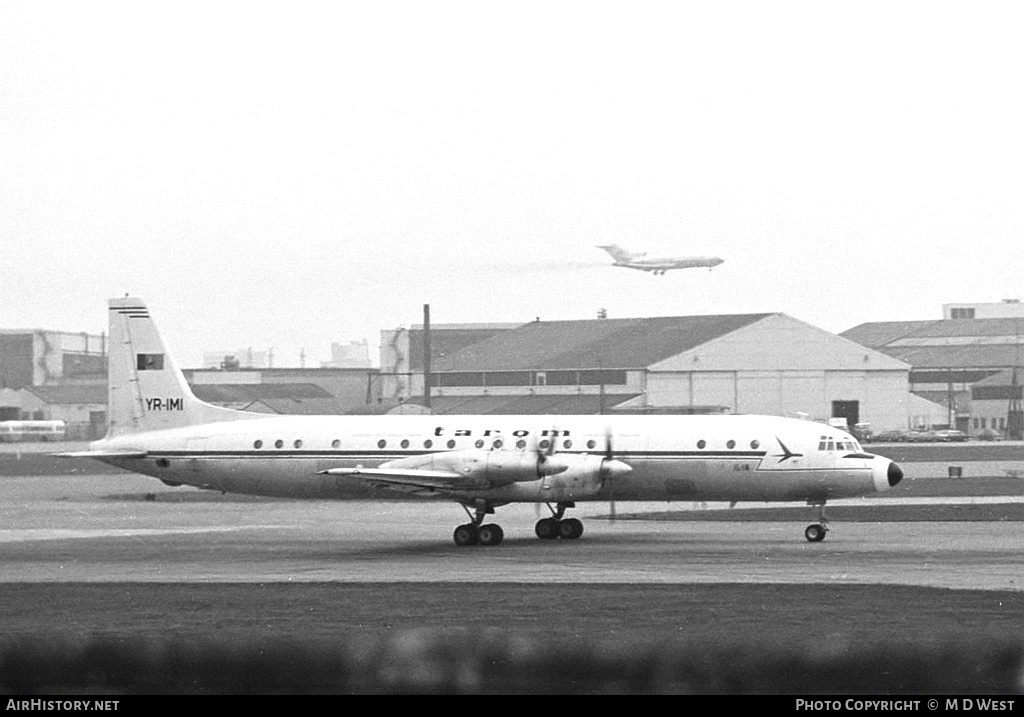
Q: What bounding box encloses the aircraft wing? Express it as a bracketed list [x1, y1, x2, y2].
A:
[55, 450, 149, 459]
[319, 467, 464, 496]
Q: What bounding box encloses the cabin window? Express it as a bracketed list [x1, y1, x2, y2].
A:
[254, 440, 263, 449]
[697, 440, 706, 449]
[294, 440, 303, 449]
[539, 440, 550, 450]
[516, 439, 527, 449]
[586, 439, 596, 449]
[424, 439, 433, 449]
[726, 440, 736, 449]
[332, 439, 341, 449]
[750, 440, 760, 449]
[475, 439, 485, 448]
[563, 440, 572, 449]
[447, 439, 456, 449]
[377, 439, 386, 448]
[274, 440, 284, 449]
[493, 439, 503, 449]
[401, 439, 410, 449]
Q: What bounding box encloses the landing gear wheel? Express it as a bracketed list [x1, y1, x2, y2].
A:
[478, 524, 504, 546]
[535, 518, 559, 540]
[454, 523, 480, 546]
[804, 523, 827, 543]
[559, 518, 584, 540]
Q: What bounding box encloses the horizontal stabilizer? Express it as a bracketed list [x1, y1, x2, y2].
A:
[54, 450, 149, 459]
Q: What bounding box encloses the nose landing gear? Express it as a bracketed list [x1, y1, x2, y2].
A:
[804, 500, 829, 542]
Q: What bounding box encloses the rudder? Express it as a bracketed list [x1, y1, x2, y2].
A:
[596, 244, 635, 263]
[106, 297, 254, 436]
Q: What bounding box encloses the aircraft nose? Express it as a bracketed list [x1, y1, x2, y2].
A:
[873, 458, 904, 492]
[887, 461, 904, 487]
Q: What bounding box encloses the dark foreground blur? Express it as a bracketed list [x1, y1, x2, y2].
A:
[1, 633, 1021, 694]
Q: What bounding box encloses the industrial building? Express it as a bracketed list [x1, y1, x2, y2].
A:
[0, 329, 107, 393]
[183, 367, 381, 412]
[380, 313, 911, 430]
[968, 368, 1023, 437]
[379, 322, 522, 404]
[0, 329, 108, 436]
[840, 315, 1024, 436]
[943, 299, 1024, 320]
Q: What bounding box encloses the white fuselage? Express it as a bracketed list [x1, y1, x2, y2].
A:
[618, 256, 724, 271]
[92, 413, 898, 505]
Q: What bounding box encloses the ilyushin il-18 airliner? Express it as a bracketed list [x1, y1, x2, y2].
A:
[62, 298, 904, 546]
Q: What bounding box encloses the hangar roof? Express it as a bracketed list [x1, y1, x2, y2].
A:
[191, 383, 334, 403]
[840, 321, 939, 348]
[23, 384, 106, 405]
[244, 397, 350, 415]
[402, 326, 522, 371]
[973, 367, 1024, 387]
[401, 393, 642, 414]
[431, 314, 772, 371]
[841, 318, 1024, 369]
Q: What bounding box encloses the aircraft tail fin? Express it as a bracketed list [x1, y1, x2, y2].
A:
[105, 297, 255, 436]
[596, 244, 635, 263]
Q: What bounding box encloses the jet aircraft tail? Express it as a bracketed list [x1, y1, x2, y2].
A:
[596, 244, 636, 263]
[105, 297, 255, 437]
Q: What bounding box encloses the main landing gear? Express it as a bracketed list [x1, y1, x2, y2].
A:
[453, 500, 504, 547]
[804, 500, 829, 542]
[535, 501, 584, 541]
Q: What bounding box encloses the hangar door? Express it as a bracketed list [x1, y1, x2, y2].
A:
[831, 400, 859, 429]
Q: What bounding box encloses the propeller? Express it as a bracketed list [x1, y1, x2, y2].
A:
[605, 427, 617, 520]
[533, 427, 560, 516]
[598, 426, 633, 520]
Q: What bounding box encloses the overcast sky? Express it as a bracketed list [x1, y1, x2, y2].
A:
[3, 1, 1024, 367]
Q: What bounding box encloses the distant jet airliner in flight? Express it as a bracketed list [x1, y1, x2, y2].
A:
[61, 298, 903, 547]
[597, 244, 725, 275]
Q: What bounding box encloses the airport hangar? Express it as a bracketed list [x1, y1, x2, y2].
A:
[1, 311, 922, 434]
[379, 312, 911, 431]
[841, 310, 1024, 437]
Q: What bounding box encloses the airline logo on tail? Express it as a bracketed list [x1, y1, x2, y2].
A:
[137, 354, 164, 370]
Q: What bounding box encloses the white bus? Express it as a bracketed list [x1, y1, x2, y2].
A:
[0, 420, 68, 442]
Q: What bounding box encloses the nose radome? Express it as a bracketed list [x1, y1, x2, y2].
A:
[887, 461, 904, 487]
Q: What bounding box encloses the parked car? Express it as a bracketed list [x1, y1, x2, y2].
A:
[905, 430, 939, 442]
[977, 428, 1005, 441]
[871, 429, 911, 443]
[933, 429, 969, 442]
[852, 423, 873, 442]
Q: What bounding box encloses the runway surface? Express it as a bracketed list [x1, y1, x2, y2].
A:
[3, 474, 1023, 591]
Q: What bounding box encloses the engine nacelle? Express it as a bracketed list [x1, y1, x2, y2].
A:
[534, 453, 633, 501]
[381, 449, 560, 489]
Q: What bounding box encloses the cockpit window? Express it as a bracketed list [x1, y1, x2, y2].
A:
[819, 435, 864, 452]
